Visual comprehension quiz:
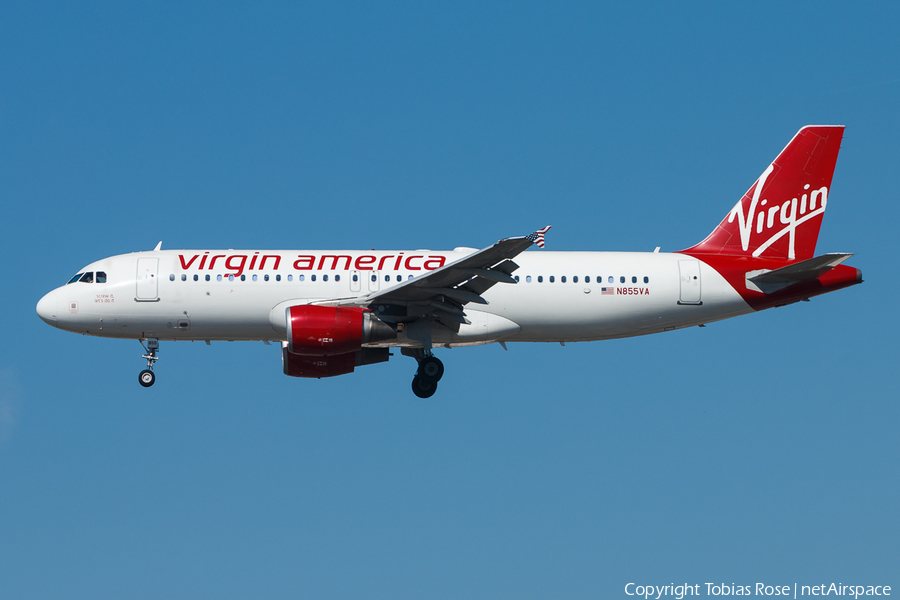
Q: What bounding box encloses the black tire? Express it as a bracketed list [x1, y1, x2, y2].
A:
[418, 356, 444, 383]
[411, 375, 437, 398]
[139, 369, 155, 387]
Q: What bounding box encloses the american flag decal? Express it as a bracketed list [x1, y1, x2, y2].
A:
[526, 225, 552, 249]
[601, 286, 614, 296]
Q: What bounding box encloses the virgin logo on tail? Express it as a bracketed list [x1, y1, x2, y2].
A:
[685, 125, 843, 261]
[726, 164, 830, 259]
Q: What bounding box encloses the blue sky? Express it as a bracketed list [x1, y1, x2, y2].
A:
[1, 2, 898, 598]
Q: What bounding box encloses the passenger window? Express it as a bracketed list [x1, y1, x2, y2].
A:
[228, 274, 234, 281]
[526, 276, 532, 283]
[573, 276, 578, 283]
[371, 275, 377, 282]
[515, 275, 520, 282]
[408, 275, 413, 280]
[353, 274, 358, 282]
[252, 274, 258, 281]
[217, 274, 223, 281]
[323, 274, 328, 282]
[620, 276, 625, 283]
[644, 276, 649, 283]
[276, 274, 281, 281]
[561, 276, 567, 283]
[396, 275, 401, 282]
[299, 274, 305, 282]
[96, 272, 107, 283]
[193, 274, 198, 282]
[240, 275, 246, 281]
[549, 276, 555, 283]
[632, 276, 637, 283]
[169, 274, 175, 281]
[289, 274, 295, 281]
[335, 274, 340, 282]
[205, 274, 210, 281]
[80, 272, 94, 283]
[608, 276, 613, 283]
[181, 274, 187, 281]
[538, 276, 543, 283]
[264, 274, 269, 281]
[385, 275, 390, 282]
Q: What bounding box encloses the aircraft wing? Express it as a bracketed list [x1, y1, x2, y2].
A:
[334, 226, 551, 322]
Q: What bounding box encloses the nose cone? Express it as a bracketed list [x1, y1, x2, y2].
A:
[36, 291, 58, 326]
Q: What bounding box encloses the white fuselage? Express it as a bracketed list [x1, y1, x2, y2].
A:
[37, 248, 753, 347]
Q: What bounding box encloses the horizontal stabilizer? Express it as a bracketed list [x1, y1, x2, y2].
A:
[747, 253, 854, 294]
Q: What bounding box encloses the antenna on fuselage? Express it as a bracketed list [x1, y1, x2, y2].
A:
[154, 241, 162, 251]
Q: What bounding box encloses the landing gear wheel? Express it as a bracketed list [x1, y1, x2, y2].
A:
[139, 339, 160, 387]
[412, 375, 437, 398]
[138, 369, 155, 388]
[418, 356, 444, 383]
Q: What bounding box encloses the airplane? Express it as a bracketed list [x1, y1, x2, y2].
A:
[36, 125, 862, 397]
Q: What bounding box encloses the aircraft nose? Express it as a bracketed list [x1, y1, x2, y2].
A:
[36, 291, 58, 326]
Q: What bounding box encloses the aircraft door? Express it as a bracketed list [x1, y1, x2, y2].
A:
[350, 271, 361, 293]
[678, 260, 702, 305]
[368, 270, 380, 292]
[136, 258, 159, 301]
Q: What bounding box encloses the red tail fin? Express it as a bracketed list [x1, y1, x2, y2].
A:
[685, 125, 844, 260]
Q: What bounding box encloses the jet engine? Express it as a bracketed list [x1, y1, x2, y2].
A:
[286, 305, 396, 356]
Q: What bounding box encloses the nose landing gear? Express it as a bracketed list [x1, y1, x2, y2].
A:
[139, 369, 155, 387]
[138, 339, 159, 388]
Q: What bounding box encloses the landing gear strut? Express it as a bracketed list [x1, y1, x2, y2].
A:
[138, 338, 159, 388]
[404, 349, 444, 398]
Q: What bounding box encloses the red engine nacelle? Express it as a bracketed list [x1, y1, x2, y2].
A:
[282, 346, 390, 378]
[286, 305, 395, 356]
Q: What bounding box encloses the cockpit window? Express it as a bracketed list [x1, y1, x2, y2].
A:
[79, 272, 94, 283]
[67, 273, 84, 284]
[96, 271, 107, 283]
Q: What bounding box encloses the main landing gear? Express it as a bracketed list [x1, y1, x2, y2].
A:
[410, 353, 444, 399]
[138, 338, 159, 388]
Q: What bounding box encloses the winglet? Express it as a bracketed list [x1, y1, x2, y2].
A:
[526, 225, 552, 248]
[153, 241, 162, 251]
